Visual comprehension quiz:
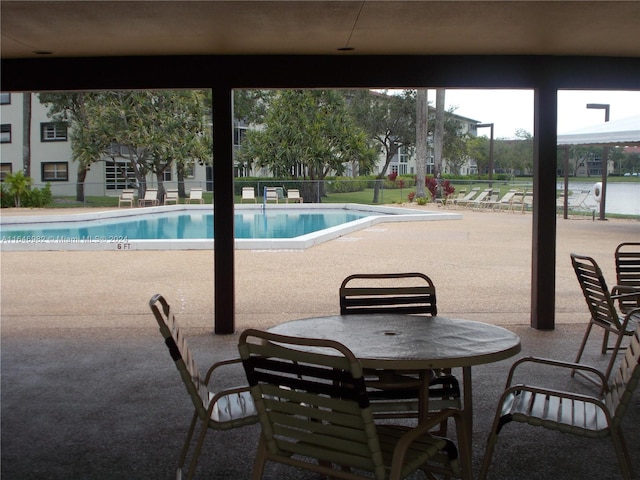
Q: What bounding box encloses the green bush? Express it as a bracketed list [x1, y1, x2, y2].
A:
[23, 183, 53, 207]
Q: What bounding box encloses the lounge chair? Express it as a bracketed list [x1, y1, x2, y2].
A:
[463, 188, 492, 209]
[285, 188, 303, 203]
[164, 188, 179, 205]
[239, 328, 471, 480]
[507, 190, 525, 213]
[264, 187, 278, 203]
[478, 324, 640, 480]
[138, 188, 159, 207]
[452, 188, 479, 208]
[491, 189, 518, 212]
[241, 186, 256, 203]
[149, 294, 258, 480]
[557, 190, 592, 214]
[520, 190, 533, 213]
[187, 187, 204, 204]
[118, 189, 135, 208]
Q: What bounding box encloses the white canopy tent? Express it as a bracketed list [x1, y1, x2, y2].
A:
[558, 115, 640, 146]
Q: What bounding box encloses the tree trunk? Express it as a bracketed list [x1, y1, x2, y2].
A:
[372, 146, 397, 204]
[76, 166, 87, 202]
[22, 93, 31, 179]
[415, 89, 428, 199]
[434, 89, 445, 177]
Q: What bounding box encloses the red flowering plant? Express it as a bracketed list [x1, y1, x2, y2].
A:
[407, 191, 416, 202]
[425, 176, 438, 200]
[441, 179, 455, 206]
[387, 171, 398, 182]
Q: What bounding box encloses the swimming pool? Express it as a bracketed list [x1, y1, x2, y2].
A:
[0, 204, 461, 251]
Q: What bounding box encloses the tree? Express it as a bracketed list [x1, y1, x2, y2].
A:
[415, 89, 428, 199]
[22, 93, 31, 178]
[238, 89, 375, 202]
[434, 89, 446, 178]
[40, 92, 105, 201]
[4, 171, 32, 207]
[348, 90, 416, 203]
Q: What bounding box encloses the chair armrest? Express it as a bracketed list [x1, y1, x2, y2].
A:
[505, 356, 608, 391]
[500, 383, 610, 414]
[611, 285, 640, 301]
[203, 357, 244, 385]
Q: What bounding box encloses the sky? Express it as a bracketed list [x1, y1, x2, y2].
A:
[433, 89, 640, 139]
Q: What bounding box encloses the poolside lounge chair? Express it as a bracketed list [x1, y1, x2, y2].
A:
[239, 328, 471, 480]
[264, 187, 278, 203]
[118, 189, 135, 208]
[507, 190, 525, 213]
[241, 186, 256, 203]
[557, 190, 592, 214]
[149, 294, 258, 480]
[164, 188, 179, 205]
[478, 324, 640, 480]
[187, 187, 204, 204]
[452, 188, 479, 208]
[463, 188, 492, 209]
[138, 188, 159, 207]
[286, 188, 303, 203]
[491, 190, 518, 212]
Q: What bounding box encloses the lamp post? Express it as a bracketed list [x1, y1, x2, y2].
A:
[477, 123, 494, 187]
[586, 103, 609, 221]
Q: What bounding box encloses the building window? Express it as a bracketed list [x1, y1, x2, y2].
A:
[42, 162, 68, 181]
[163, 168, 172, 182]
[41, 122, 68, 142]
[0, 92, 10, 105]
[0, 163, 12, 181]
[105, 159, 136, 190]
[184, 161, 195, 178]
[1, 124, 11, 143]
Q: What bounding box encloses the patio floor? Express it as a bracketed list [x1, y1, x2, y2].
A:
[2, 205, 639, 479]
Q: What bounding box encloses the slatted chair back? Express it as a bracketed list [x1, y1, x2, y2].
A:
[571, 254, 620, 331]
[238, 329, 466, 480]
[150, 294, 258, 480]
[615, 242, 640, 314]
[340, 272, 437, 316]
[607, 325, 640, 428]
[150, 294, 215, 419]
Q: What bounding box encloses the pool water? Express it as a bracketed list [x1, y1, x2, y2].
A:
[1, 209, 373, 241]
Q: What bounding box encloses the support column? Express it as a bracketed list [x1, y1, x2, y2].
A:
[212, 86, 235, 334]
[531, 86, 557, 329]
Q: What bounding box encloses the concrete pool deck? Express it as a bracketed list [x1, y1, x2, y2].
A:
[1, 204, 640, 479]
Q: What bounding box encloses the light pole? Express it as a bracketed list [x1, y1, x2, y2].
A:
[477, 123, 494, 187]
[586, 103, 610, 221]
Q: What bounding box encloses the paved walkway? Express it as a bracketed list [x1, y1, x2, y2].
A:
[1, 205, 639, 479]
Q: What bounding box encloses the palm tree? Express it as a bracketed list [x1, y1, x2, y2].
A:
[4, 171, 32, 207]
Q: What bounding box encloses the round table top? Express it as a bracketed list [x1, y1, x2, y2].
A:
[268, 314, 521, 370]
